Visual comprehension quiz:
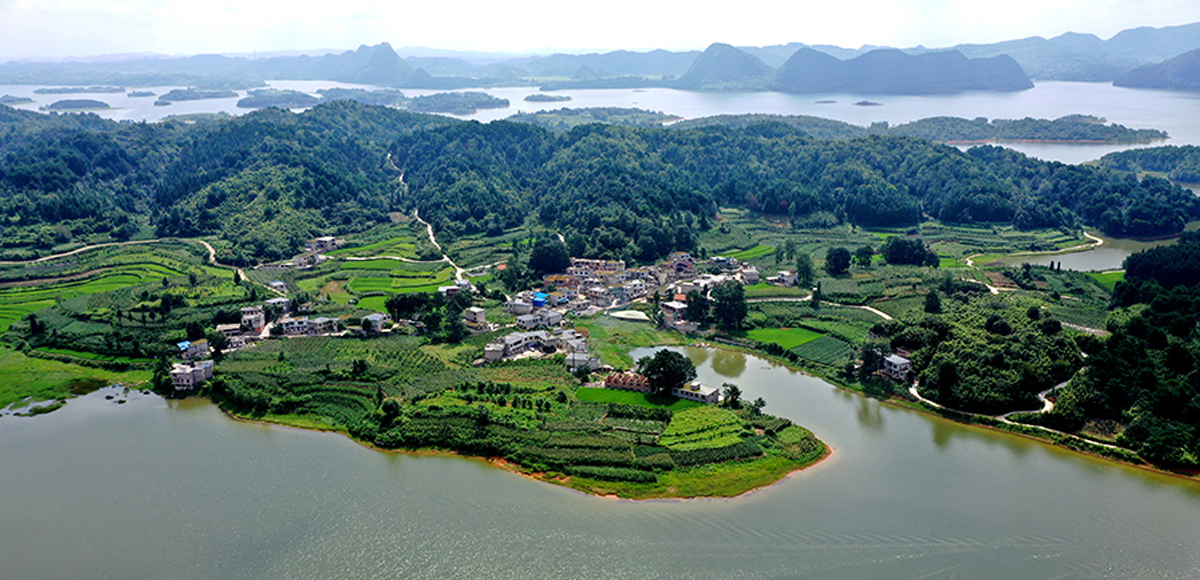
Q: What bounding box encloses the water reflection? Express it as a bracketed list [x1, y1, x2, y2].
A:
[707, 348, 747, 378]
[853, 395, 884, 433]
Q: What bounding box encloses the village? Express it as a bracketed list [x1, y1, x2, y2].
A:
[172, 236, 912, 402]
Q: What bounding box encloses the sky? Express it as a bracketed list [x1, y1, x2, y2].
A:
[2, 0, 1200, 61]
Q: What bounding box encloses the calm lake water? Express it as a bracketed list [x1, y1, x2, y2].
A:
[3, 348, 1199, 579]
[5, 80, 1200, 164]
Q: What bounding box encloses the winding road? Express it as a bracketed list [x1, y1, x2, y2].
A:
[746, 295, 895, 321]
[906, 377, 1126, 452]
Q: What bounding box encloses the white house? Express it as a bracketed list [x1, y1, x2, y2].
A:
[538, 309, 563, 327]
[672, 381, 721, 404]
[279, 316, 309, 335]
[662, 301, 687, 319]
[740, 265, 760, 285]
[170, 360, 214, 391]
[506, 300, 532, 315]
[267, 280, 288, 293]
[515, 314, 542, 330]
[176, 339, 209, 360]
[265, 297, 292, 313]
[362, 312, 391, 333]
[241, 306, 266, 331]
[309, 317, 340, 334]
[882, 354, 912, 380]
[565, 352, 600, 371]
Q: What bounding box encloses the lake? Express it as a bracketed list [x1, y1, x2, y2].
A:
[992, 221, 1200, 271]
[5, 80, 1200, 164]
[3, 347, 1199, 579]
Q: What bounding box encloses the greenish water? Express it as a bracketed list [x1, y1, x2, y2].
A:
[1000, 221, 1200, 271]
[2, 349, 1199, 579]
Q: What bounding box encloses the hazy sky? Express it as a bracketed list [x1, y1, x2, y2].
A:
[2, 0, 1200, 61]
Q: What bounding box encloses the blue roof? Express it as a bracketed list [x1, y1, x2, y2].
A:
[533, 292, 550, 299]
[177, 341, 191, 350]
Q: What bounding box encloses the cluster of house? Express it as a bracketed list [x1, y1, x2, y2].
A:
[171, 339, 213, 391]
[603, 371, 721, 405]
[483, 327, 601, 371]
[260, 237, 344, 271]
[506, 253, 803, 327]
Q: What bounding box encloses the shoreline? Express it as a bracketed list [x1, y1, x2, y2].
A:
[218, 402, 831, 501]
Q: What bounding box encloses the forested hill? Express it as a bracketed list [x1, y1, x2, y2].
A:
[1, 102, 1197, 266]
[1113, 48, 1200, 90]
[772, 49, 1033, 94]
[393, 121, 1200, 258]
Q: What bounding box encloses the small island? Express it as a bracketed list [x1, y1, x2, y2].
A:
[154, 88, 238, 106]
[508, 107, 681, 130]
[34, 86, 123, 94]
[0, 95, 35, 105]
[854, 100, 883, 107]
[524, 93, 572, 103]
[318, 88, 407, 107]
[407, 91, 509, 115]
[128, 91, 156, 98]
[236, 89, 319, 109]
[41, 99, 111, 111]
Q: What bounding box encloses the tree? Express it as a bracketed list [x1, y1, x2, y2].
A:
[685, 289, 710, 323]
[711, 280, 747, 331]
[795, 252, 815, 286]
[825, 247, 851, 276]
[636, 349, 697, 394]
[528, 238, 571, 278]
[750, 397, 766, 415]
[853, 245, 875, 268]
[721, 383, 743, 409]
[810, 280, 822, 309]
[572, 365, 592, 385]
[924, 290, 942, 314]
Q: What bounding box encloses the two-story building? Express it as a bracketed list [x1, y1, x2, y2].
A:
[170, 360, 214, 391]
[882, 354, 912, 381]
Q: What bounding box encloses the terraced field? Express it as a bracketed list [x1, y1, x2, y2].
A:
[658, 406, 746, 451]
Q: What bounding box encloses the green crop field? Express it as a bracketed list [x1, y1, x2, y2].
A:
[1087, 271, 1124, 291]
[730, 245, 775, 260]
[792, 336, 855, 366]
[658, 406, 745, 451]
[575, 387, 704, 411]
[745, 327, 823, 349]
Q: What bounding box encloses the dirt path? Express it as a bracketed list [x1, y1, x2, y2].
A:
[413, 209, 465, 281]
[964, 231, 1105, 269]
[0, 239, 164, 265]
[907, 379, 1126, 452]
[746, 295, 895, 321]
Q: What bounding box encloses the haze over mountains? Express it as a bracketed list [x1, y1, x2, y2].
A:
[2, 22, 1199, 94]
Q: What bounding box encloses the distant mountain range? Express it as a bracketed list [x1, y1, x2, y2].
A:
[1114, 48, 1200, 90]
[3, 22, 1200, 93]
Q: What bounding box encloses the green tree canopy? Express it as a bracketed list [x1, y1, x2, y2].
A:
[636, 349, 697, 394]
[825, 247, 851, 276]
[712, 280, 747, 331]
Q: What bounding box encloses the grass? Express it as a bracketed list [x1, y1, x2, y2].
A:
[575, 316, 687, 367]
[743, 283, 809, 299]
[1087, 271, 1125, 291]
[0, 347, 151, 411]
[36, 347, 154, 365]
[575, 387, 705, 411]
[730, 245, 775, 260]
[744, 327, 823, 349]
